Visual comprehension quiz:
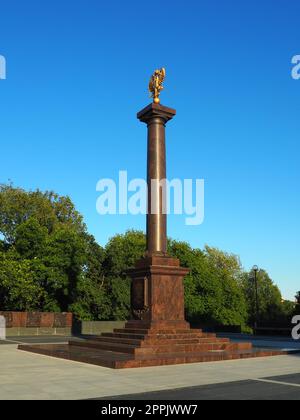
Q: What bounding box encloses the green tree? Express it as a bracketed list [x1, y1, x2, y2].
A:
[241, 269, 283, 325]
[0, 184, 103, 317]
[15, 217, 47, 259]
[281, 300, 296, 320]
[0, 184, 84, 244]
[69, 235, 108, 320]
[0, 250, 45, 311]
[103, 230, 145, 277]
[102, 230, 145, 320]
[168, 241, 248, 326]
[69, 275, 111, 321]
[41, 226, 87, 311]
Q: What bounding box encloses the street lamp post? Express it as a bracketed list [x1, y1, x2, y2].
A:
[252, 265, 259, 334]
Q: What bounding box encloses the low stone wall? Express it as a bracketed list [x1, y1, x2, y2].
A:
[6, 327, 72, 336]
[80, 321, 126, 335]
[0, 312, 73, 336]
[0, 312, 127, 336]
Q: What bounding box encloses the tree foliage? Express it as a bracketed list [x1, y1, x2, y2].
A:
[0, 184, 294, 326]
[168, 241, 248, 326]
[241, 269, 290, 325]
[0, 185, 98, 314]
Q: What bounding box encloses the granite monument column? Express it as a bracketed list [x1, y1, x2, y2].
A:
[128, 69, 189, 328]
[137, 103, 176, 255]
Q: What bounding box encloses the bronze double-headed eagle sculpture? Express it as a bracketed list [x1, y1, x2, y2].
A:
[148, 67, 166, 104]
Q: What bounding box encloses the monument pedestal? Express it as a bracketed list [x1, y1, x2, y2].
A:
[19, 252, 285, 369]
[129, 255, 189, 327]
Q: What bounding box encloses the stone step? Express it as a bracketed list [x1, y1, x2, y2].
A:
[134, 342, 251, 355]
[125, 321, 192, 331]
[92, 336, 143, 346]
[101, 333, 218, 344]
[19, 344, 133, 368]
[91, 335, 228, 347]
[228, 342, 253, 351]
[18, 343, 285, 369]
[111, 330, 216, 339]
[102, 332, 147, 340]
[120, 328, 201, 335]
[69, 337, 251, 356]
[104, 331, 215, 339]
[148, 332, 217, 339]
[118, 348, 280, 368]
[114, 328, 150, 335]
[141, 337, 229, 346]
[69, 339, 137, 354]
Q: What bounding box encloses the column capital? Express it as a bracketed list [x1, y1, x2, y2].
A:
[137, 103, 176, 125]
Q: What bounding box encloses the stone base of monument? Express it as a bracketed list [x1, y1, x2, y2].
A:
[18, 321, 286, 369]
[18, 256, 287, 368]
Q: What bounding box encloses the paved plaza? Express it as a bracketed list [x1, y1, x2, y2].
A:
[0, 335, 299, 400]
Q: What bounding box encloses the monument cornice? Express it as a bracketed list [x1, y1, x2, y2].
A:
[137, 102, 176, 124]
[127, 264, 190, 278]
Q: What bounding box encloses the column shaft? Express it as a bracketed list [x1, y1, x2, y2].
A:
[146, 117, 167, 254]
[137, 103, 176, 255]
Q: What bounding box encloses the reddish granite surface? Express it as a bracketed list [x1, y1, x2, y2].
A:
[0, 312, 72, 328]
[19, 321, 286, 369]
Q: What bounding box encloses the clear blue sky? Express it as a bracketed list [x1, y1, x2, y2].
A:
[0, 0, 299, 300]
